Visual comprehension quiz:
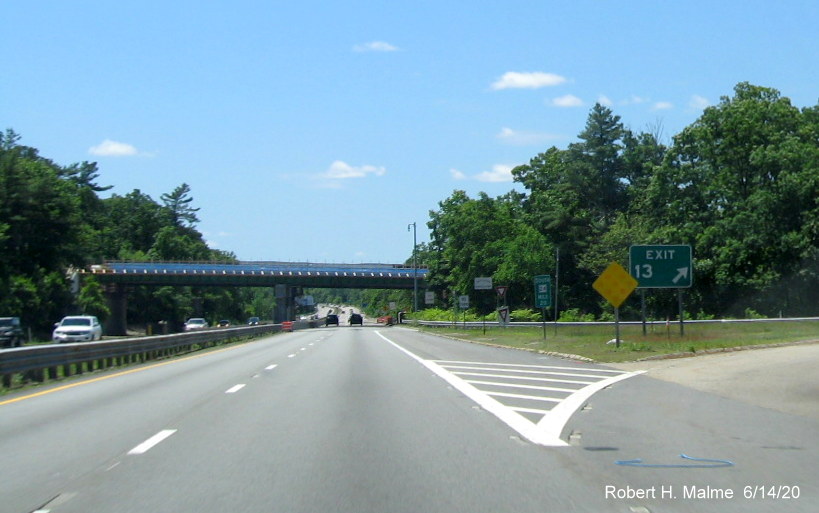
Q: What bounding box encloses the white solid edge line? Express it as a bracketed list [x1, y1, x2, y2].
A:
[128, 429, 177, 455]
[374, 330, 568, 447]
[225, 384, 246, 394]
[433, 360, 625, 373]
[536, 370, 646, 440]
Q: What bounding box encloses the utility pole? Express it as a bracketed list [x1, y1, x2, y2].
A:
[408, 222, 418, 312]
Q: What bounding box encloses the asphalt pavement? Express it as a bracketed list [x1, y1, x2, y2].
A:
[1, 326, 816, 512]
[611, 342, 819, 421]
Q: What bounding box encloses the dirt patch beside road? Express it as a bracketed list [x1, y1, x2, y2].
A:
[611, 342, 819, 422]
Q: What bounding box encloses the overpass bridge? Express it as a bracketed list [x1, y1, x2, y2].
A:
[82, 261, 428, 335]
[83, 261, 427, 289]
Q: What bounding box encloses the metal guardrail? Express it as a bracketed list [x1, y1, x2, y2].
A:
[410, 317, 819, 328]
[0, 319, 323, 389]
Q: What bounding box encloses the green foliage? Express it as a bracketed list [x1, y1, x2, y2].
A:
[245, 288, 277, 320]
[0, 131, 247, 332]
[509, 309, 542, 322]
[161, 183, 200, 228]
[407, 308, 456, 321]
[77, 276, 110, 319]
[558, 308, 596, 322]
[425, 83, 819, 320]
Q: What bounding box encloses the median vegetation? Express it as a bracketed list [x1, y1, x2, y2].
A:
[414, 320, 819, 363]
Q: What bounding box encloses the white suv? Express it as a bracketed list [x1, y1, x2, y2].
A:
[53, 316, 103, 342]
[184, 318, 209, 331]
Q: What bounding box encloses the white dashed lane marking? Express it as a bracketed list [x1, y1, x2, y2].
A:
[225, 384, 246, 394]
[128, 429, 177, 455]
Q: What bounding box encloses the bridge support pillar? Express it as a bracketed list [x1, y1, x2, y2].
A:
[105, 284, 128, 336]
[274, 285, 301, 323]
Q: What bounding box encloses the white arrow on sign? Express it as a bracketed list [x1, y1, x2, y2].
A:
[672, 267, 689, 284]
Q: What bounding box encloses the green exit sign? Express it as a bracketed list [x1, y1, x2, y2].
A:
[629, 245, 692, 289]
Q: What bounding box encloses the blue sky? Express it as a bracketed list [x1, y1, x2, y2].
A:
[3, 1, 818, 264]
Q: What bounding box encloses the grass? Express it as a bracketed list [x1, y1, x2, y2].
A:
[414, 320, 819, 363]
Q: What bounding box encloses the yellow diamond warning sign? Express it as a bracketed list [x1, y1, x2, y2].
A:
[593, 262, 638, 308]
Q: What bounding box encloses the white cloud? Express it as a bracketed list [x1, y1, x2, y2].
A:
[322, 160, 386, 179]
[491, 71, 567, 90]
[475, 164, 514, 183]
[496, 127, 558, 146]
[551, 94, 583, 107]
[597, 95, 613, 107]
[626, 95, 649, 105]
[353, 41, 399, 52]
[450, 164, 515, 183]
[652, 101, 673, 111]
[689, 94, 710, 110]
[88, 139, 139, 156]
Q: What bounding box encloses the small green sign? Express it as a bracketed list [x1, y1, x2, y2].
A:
[534, 275, 552, 308]
[629, 245, 692, 288]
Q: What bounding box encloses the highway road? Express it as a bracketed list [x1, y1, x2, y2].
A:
[1, 326, 817, 512]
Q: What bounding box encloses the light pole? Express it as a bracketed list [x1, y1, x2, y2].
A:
[408, 222, 418, 312]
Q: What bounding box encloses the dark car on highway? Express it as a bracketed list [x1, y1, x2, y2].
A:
[0, 317, 24, 347]
[349, 313, 363, 326]
[325, 314, 339, 326]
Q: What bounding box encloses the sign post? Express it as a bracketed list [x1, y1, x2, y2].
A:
[495, 285, 509, 330]
[458, 295, 469, 327]
[592, 263, 638, 348]
[534, 275, 552, 338]
[629, 245, 693, 336]
[474, 277, 492, 333]
[498, 306, 510, 325]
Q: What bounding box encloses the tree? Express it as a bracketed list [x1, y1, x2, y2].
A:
[644, 83, 819, 315]
[101, 190, 170, 258]
[0, 132, 85, 331]
[161, 183, 200, 228]
[511, 105, 633, 314]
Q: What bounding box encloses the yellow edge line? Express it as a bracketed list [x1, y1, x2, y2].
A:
[0, 345, 239, 407]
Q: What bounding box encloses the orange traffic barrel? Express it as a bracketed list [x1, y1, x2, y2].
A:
[282, 321, 293, 332]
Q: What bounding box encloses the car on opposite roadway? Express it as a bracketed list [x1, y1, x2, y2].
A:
[0, 317, 24, 347]
[52, 315, 103, 343]
[325, 314, 339, 326]
[184, 318, 209, 331]
[247, 316, 260, 325]
[349, 313, 363, 326]
[216, 319, 231, 327]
